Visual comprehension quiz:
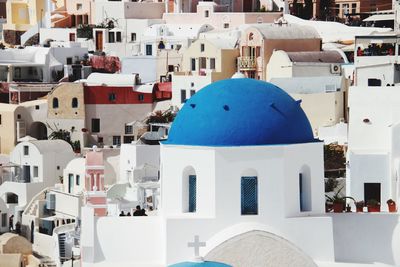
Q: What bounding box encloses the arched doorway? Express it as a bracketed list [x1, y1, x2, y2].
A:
[31, 221, 34, 243]
[205, 230, 317, 267]
[29, 122, 48, 140]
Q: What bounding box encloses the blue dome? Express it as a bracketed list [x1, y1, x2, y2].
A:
[168, 261, 232, 267]
[165, 78, 314, 146]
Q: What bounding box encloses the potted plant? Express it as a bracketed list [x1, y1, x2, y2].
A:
[367, 199, 381, 212]
[355, 201, 364, 212]
[325, 187, 355, 213]
[387, 199, 397, 213]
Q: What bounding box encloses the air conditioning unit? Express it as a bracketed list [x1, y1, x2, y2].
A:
[330, 64, 341, 74]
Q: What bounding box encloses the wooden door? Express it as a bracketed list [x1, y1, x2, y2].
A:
[95, 31, 103, 51]
[69, 33, 76, 42]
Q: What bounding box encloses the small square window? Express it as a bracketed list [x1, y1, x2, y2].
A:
[224, 23, 229, 29]
[113, 136, 121, 146]
[92, 118, 100, 133]
[116, 32, 122, 42]
[35, 105, 40, 110]
[23, 146, 29, 156]
[138, 94, 144, 102]
[125, 125, 133, 134]
[66, 57, 73, 65]
[77, 3, 82, 10]
[108, 93, 116, 102]
[181, 90, 187, 104]
[191, 58, 196, 71]
[200, 43, 205, 52]
[57, 166, 60, 170]
[146, 44, 152, 56]
[108, 32, 115, 43]
[190, 90, 196, 96]
[210, 58, 216, 69]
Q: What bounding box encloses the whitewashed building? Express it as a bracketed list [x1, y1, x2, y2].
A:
[0, 140, 74, 232]
[80, 78, 334, 266]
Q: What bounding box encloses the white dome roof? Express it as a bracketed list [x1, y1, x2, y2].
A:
[231, 72, 246, 79]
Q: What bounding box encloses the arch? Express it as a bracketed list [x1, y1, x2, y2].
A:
[182, 166, 196, 213]
[6, 193, 18, 204]
[52, 97, 59, 109]
[205, 229, 316, 267]
[240, 169, 258, 215]
[299, 165, 312, 212]
[29, 121, 48, 140]
[72, 97, 78, 108]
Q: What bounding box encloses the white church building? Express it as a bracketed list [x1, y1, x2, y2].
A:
[81, 79, 400, 267]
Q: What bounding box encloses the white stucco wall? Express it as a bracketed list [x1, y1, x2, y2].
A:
[328, 213, 400, 266]
[85, 104, 153, 147]
[119, 144, 160, 183]
[171, 74, 213, 108]
[121, 57, 158, 83]
[347, 86, 400, 205]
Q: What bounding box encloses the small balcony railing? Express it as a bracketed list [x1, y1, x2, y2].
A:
[238, 57, 256, 70]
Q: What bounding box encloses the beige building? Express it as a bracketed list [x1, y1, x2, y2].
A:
[0, 104, 28, 154]
[47, 82, 85, 147]
[0, 233, 38, 267]
[172, 38, 239, 107]
[238, 23, 322, 81]
[266, 50, 345, 80]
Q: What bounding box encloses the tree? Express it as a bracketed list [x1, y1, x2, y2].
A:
[324, 144, 346, 178]
[48, 129, 71, 144]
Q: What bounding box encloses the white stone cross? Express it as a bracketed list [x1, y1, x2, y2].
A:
[188, 235, 206, 258]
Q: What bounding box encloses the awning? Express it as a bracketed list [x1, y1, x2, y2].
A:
[363, 14, 394, 22]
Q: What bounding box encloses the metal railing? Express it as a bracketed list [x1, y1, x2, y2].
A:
[238, 57, 256, 70]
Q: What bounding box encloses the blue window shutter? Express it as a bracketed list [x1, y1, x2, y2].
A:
[299, 173, 304, 211]
[189, 175, 197, 212]
[241, 176, 258, 215]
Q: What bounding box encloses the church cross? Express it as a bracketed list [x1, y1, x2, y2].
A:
[188, 235, 206, 257]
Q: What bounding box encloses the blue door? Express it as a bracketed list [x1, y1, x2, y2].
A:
[189, 175, 196, 212]
[241, 176, 258, 215]
[299, 173, 304, 211]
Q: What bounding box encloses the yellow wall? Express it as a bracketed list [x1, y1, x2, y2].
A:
[5, 0, 57, 31]
[0, 105, 27, 154]
[182, 39, 239, 80]
[48, 83, 85, 119]
[11, 3, 29, 25]
[291, 91, 345, 136]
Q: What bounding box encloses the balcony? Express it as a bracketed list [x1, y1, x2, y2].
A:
[238, 57, 256, 70]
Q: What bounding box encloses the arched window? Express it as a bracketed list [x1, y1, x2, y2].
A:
[72, 97, 78, 108]
[6, 193, 18, 204]
[182, 166, 196, 213]
[241, 169, 258, 215]
[53, 97, 59, 109]
[299, 165, 312, 212]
